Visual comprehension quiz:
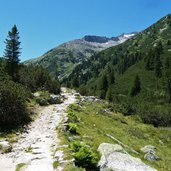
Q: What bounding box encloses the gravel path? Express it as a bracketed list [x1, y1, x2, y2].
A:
[0, 88, 76, 171]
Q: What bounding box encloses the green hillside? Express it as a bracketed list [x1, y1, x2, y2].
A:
[66, 14, 171, 126]
[24, 34, 135, 80]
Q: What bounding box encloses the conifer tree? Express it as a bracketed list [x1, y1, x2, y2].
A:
[4, 25, 21, 81]
[109, 67, 115, 85]
[155, 55, 162, 78]
[100, 74, 108, 99]
[164, 56, 171, 102]
[106, 87, 113, 103]
[130, 74, 141, 97]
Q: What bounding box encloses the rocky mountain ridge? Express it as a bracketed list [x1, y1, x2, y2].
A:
[25, 33, 136, 80]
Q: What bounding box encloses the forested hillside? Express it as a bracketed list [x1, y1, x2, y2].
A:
[66, 14, 171, 127]
[0, 25, 60, 129]
[25, 34, 136, 80]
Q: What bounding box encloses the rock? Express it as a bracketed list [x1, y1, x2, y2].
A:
[32, 148, 43, 154]
[98, 143, 124, 156]
[144, 152, 160, 162]
[16, 153, 35, 164]
[0, 141, 10, 149]
[0, 141, 11, 153]
[141, 145, 156, 154]
[49, 95, 62, 104]
[74, 93, 80, 97]
[33, 92, 40, 97]
[102, 109, 111, 114]
[98, 143, 157, 171]
[81, 96, 99, 102]
[141, 145, 160, 162]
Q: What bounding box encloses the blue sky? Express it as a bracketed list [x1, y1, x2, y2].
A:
[0, 0, 170, 61]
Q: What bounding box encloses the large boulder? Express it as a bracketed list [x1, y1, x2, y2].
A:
[98, 143, 157, 171]
[98, 143, 124, 156]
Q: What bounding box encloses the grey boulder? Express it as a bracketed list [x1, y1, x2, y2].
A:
[98, 143, 157, 171]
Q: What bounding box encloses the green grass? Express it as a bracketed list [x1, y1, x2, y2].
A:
[15, 163, 27, 171]
[25, 146, 33, 153]
[61, 101, 171, 171]
[53, 161, 59, 169]
[63, 164, 86, 171]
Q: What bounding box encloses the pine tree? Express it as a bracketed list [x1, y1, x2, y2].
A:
[109, 67, 115, 85]
[100, 74, 108, 99]
[130, 74, 141, 97]
[4, 25, 21, 81]
[106, 87, 113, 103]
[164, 56, 171, 102]
[155, 55, 162, 78]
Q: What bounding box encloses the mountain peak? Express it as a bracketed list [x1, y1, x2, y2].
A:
[83, 35, 109, 43]
[83, 33, 137, 44]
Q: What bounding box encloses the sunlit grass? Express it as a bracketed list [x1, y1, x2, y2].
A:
[62, 101, 171, 171]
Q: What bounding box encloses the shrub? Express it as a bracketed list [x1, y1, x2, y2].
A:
[117, 102, 136, 116]
[139, 106, 171, 127]
[36, 98, 49, 106]
[0, 80, 30, 128]
[19, 65, 61, 94]
[68, 123, 78, 134]
[70, 141, 98, 170]
[68, 111, 78, 122]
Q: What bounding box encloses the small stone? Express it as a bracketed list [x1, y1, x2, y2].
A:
[0, 141, 10, 149]
[144, 152, 161, 162]
[141, 145, 156, 154]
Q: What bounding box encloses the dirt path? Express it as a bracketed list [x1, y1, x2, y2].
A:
[0, 88, 77, 171]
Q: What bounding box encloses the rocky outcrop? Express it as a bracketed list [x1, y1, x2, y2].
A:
[98, 143, 157, 171]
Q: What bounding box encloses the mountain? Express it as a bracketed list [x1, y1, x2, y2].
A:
[24, 33, 136, 80]
[66, 14, 171, 126]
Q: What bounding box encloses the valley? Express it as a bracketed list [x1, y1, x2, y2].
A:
[0, 3, 171, 171]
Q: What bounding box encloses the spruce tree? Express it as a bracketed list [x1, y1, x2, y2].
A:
[130, 74, 141, 97]
[106, 87, 113, 103]
[4, 25, 21, 81]
[100, 74, 108, 99]
[155, 55, 162, 78]
[109, 68, 115, 85]
[164, 56, 171, 102]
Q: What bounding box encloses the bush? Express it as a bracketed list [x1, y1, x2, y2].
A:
[68, 111, 78, 122]
[68, 123, 78, 134]
[139, 105, 171, 127]
[0, 80, 30, 128]
[70, 141, 98, 170]
[35, 91, 62, 106]
[116, 102, 136, 116]
[19, 65, 61, 94]
[36, 98, 49, 106]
